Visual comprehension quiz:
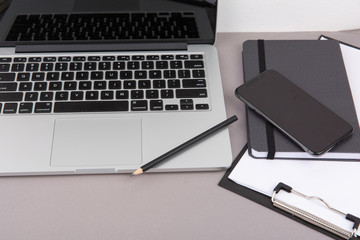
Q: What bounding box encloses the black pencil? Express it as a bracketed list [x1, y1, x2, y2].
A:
[131, 115, 238, 176]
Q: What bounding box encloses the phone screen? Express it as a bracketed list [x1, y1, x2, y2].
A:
[235, 70, 353, 155]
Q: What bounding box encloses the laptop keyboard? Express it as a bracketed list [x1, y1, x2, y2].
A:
[0, 53, 210, 114]
[6, 12, 199, 41]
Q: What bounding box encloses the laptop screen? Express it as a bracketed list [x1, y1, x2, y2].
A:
[0, 0, 217, 45]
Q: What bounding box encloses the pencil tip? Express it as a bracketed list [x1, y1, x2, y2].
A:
[131, 168, 144, 176]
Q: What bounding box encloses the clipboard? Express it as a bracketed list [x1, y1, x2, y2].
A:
[218, 145, 360, 240]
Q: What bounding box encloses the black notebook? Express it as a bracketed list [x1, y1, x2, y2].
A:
[242, 40, 360, 160]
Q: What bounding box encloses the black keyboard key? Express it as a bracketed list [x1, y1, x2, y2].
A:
[0, 92, 23, 101]
[54, 101, 129, 113]
[196, 104, 209, 110]
[116, 90, 129, 99]
[147, 55, 159, 60]
[32, 72, 45, 81]
[40, 92, 54, 101]
[156, 61, 168, 69]
[135, 71, 147, 79]
[35, 102, 52, 113]
[120, 71, 132, 79]
[58, 56, 71, 61]
[55, 91, 69, 101]
[0, 73, 15, 81]
[161, 55, 174, 60]
[0, 64, 10, 72]
[176, 89, 207, 98]
[132, 55, 145, 60]
[3, 103, 18, 113]
[46, 72, 60, 81]
[103, 56, 115, 61]
[41, 63, 54, 71]
[123, 80, 136, 89]
[19, 82, 33, 91]
[64, 81, 77, 90]
[26, 63, 39, 71]
[84, 62, 96, 70]
[180, 99, 194, 110]
[161, 89, 174, 98]
[109, 81, 121, 89]
[127, 61, 140, 70]
[138, 80, 151, 89]
[73, 56, 86, 61]
[182, 79, 206, 88]
[105, 71, 118, 79]
[94, 81, 106, 89]
[165, 104, 179, 110]
[61, 72, 74, 80]
[49, 82, 62, 90]
[101, 91, 114, 100]
[11, 63, 25, 72]
[19, 102, 33, 113]
[190, 54, 203, 60]
[168, 79, 180, 88]
[0, 82, 17, 91]
[99, 62, 111, 70]
[43, 57, 56, 62]
[70, 91, 84, 100]
[29, 57, 42, 62]
[184, 60, 204, 68]
[149, 70, 162, 79]
[131, 100, 147, 111]
[25, 92, 38, 101]
[142, 61, 154, 69]
[0, 58, 11, 62]
[70, 62, 82, 71]
[176, 55, 188, 60]
[113, 62, 125, 70]
[17, 73, 30, 81]
[146, 90, 159, 99]
[150, 100, 163, 111]
[192, 70, 205, 78]
[79, 81, 92, 90]
[55, 63, 68, 71]
[131, 90, 144, 99]
[14, 57, 27, 62]
[178, 70, 191, 78]
[164, 70, 176, 79]
[86, 91, 99, 100]
[118, 56, 130, 61]
[153, 80, 166, 88]
[34, 82, 48, 91]
[76, 72, 89, 80]
[91, 71, 103, 80]
[88, 56, 100, 61]
[170, 61, 182, 69]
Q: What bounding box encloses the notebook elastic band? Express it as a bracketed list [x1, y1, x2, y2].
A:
[257, 39, 275, 159]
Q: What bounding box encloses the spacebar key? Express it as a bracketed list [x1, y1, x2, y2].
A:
[54, 101, 129, 113]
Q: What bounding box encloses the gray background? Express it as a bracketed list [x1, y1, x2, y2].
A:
[1, 30, 360, 239]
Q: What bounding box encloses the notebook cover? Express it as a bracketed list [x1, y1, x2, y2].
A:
[242, 40, 360, 159]
[218, 145, 358, 240]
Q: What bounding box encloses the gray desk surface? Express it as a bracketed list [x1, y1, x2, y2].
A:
[1, 30, 360, 240]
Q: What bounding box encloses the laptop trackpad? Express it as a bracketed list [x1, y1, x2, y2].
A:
[51, 117, 142, 167]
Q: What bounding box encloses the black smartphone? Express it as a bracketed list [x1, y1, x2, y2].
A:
[235, 69, 353, 156]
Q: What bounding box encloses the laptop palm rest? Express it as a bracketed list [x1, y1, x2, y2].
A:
[51, 117, 142, 167]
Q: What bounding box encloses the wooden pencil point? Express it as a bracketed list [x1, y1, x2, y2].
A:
[131, 168, 144, 176]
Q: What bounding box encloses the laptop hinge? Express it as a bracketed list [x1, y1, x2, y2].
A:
[15, 42, 188, 53]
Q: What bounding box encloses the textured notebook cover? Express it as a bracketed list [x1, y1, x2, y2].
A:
[242, 40, 360, 159]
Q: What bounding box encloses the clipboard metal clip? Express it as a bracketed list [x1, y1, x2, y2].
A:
[271, 182, 360, 240]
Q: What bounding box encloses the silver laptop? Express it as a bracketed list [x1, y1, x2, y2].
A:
[0, 0, 232, 176]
